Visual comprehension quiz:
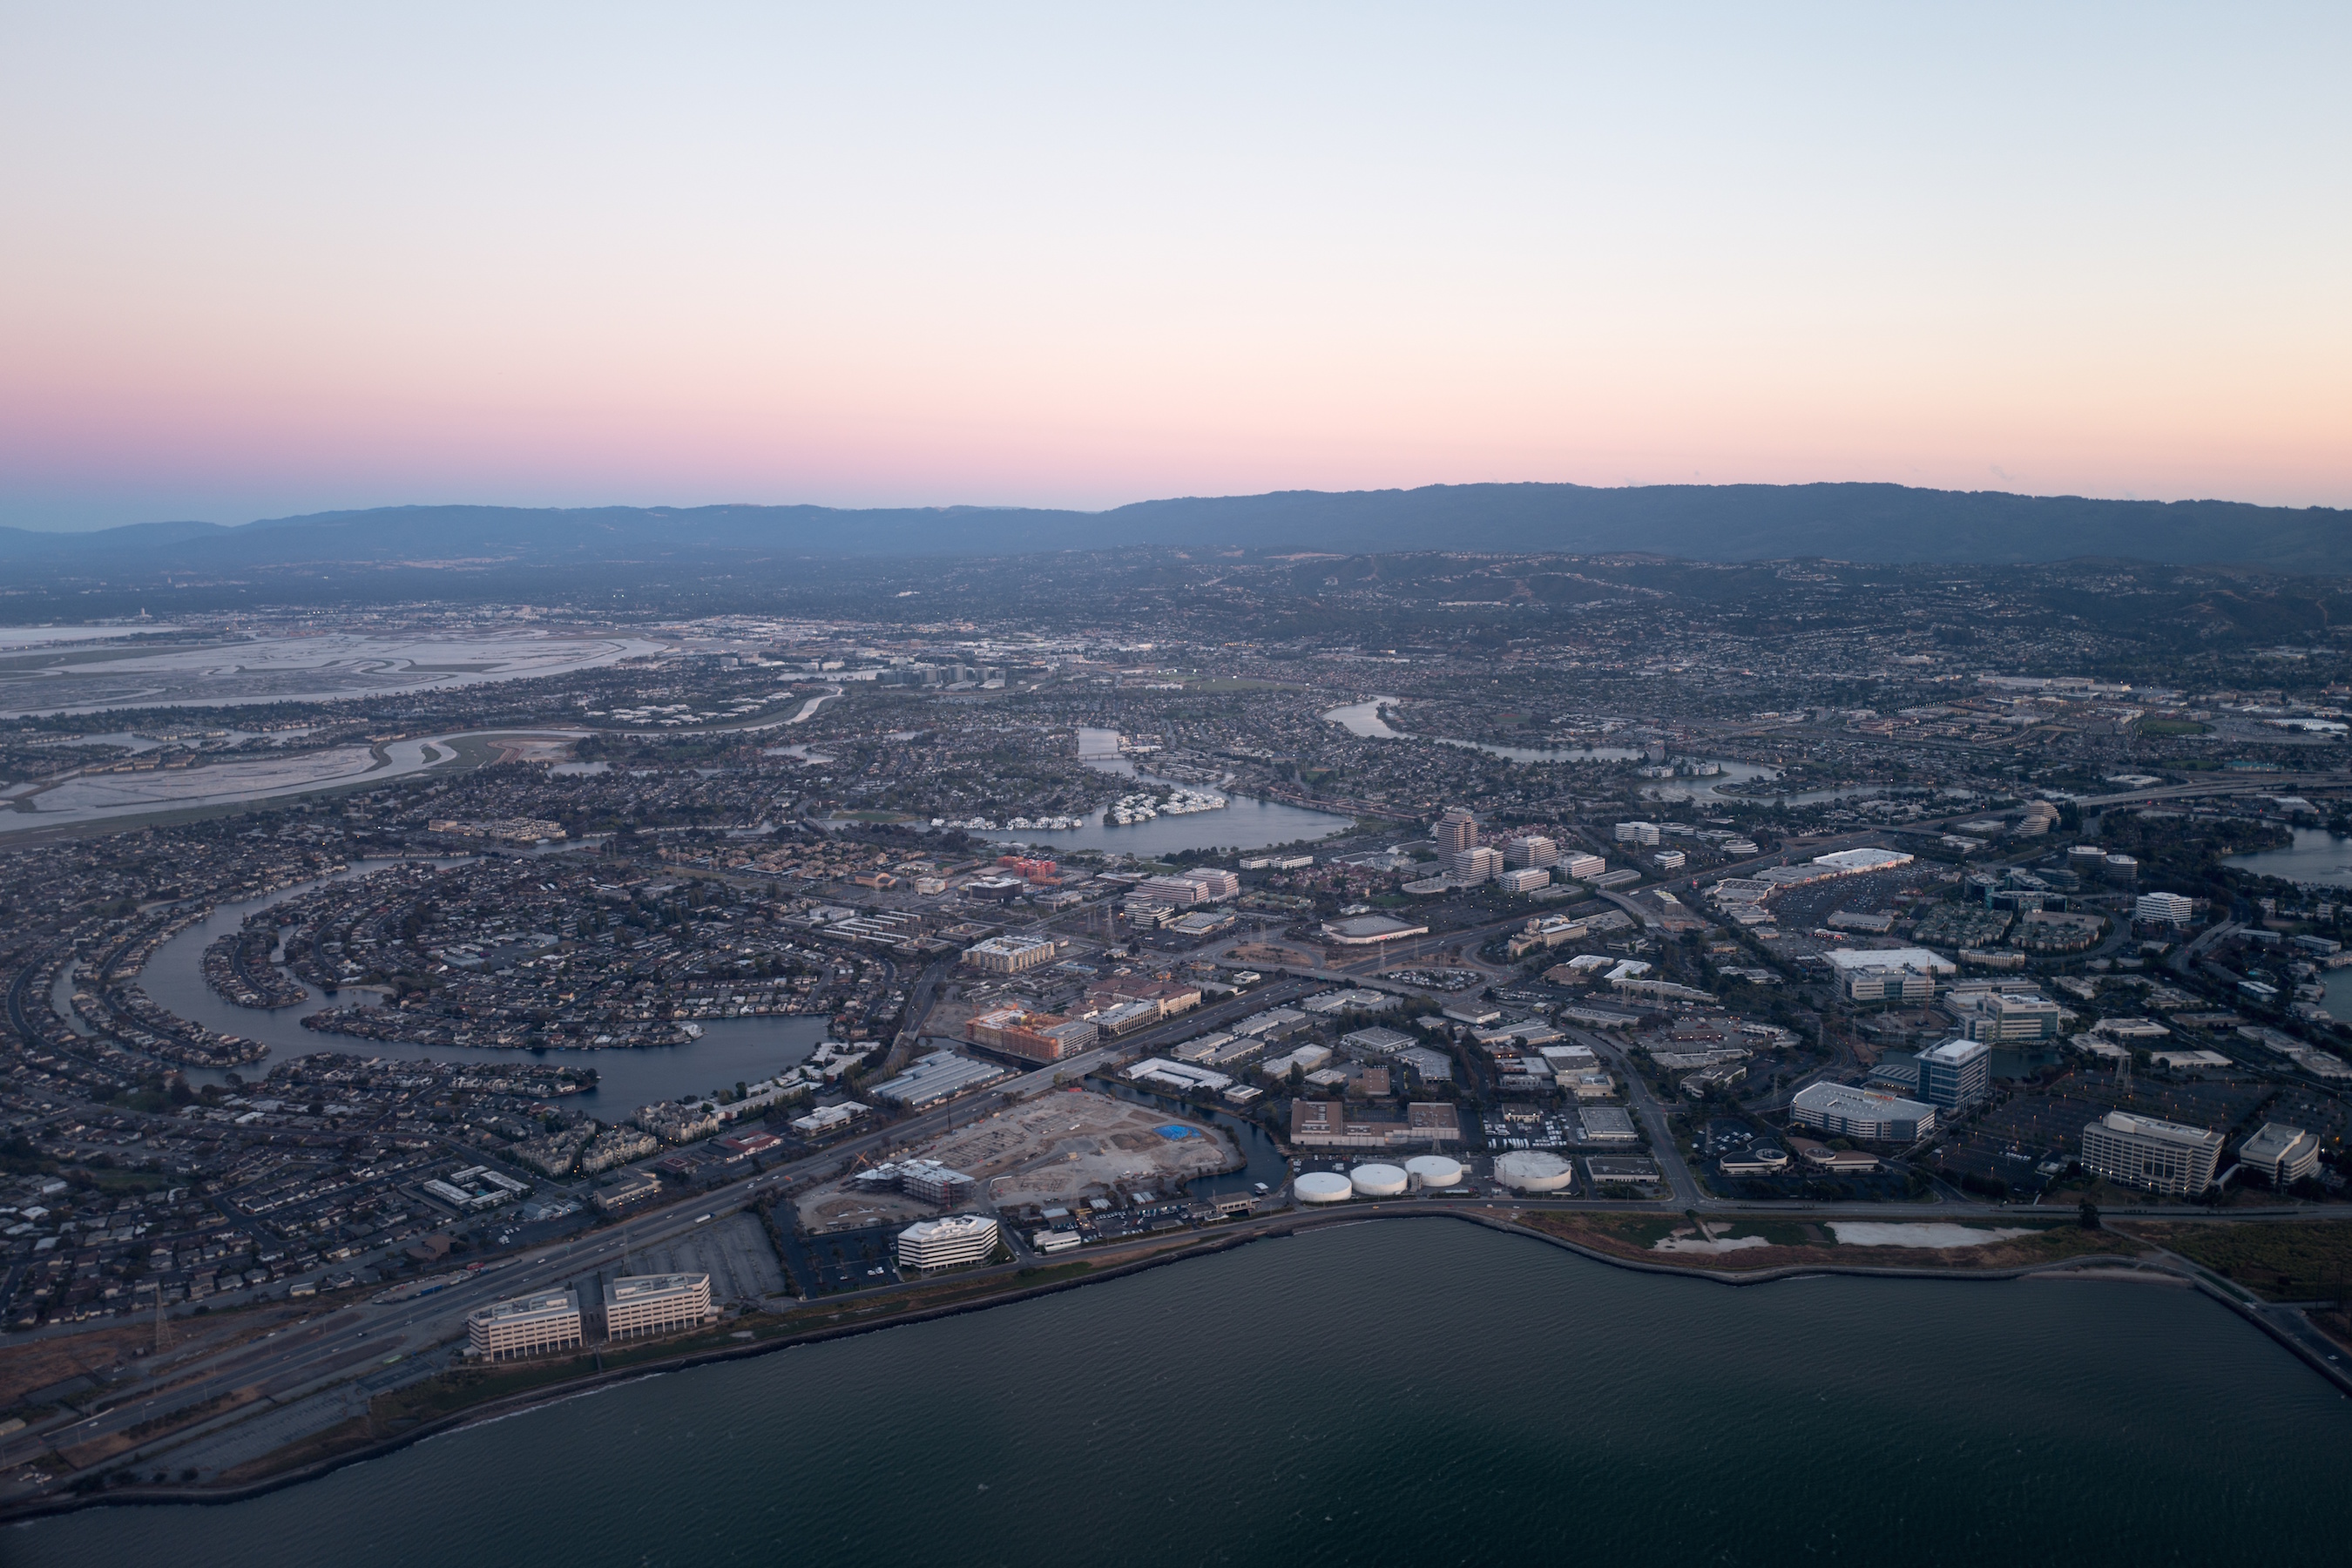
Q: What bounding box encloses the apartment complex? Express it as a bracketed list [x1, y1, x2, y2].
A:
[963, 934, 1059, 974]
[603, 1273, 714, 1340]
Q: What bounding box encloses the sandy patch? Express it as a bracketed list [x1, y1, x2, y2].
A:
[1828, 1222, 2032, 1249]
[1652, 1232, 1774, 1254]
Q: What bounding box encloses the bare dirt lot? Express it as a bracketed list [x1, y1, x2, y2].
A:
[794, 1090, 1239, 1230]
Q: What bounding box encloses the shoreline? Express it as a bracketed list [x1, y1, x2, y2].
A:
[10, 1203, 2343, 1527]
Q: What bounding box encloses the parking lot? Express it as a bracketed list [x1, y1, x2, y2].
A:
[617, 1212, 788, 1306]
[778, 1220, 904, 1295]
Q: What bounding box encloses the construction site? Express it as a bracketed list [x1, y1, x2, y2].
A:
[793, 1088, 1242, 1232]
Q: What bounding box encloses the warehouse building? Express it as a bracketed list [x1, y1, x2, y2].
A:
[873, 1050, 1010, 1106]
[469, 1288, 584, 1361]
[603, 1273, 714, 1341]
[2079, 1110, 2225, 1194]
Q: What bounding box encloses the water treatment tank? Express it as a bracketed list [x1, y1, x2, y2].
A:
[1404, 1154, 1464, 1190]
[1493, 1150, 1576, 1193]
[1294, 1171, 1353, 1205]
[1349, 1162, 1409, 1198]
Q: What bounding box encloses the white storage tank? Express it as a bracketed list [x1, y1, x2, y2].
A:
[1295, 1171, 1353, 1205]
[1404, 1154, 1464, 1190]
[1349, 1162, 1409, 1198]
[1494, 1150, 1576, 1193]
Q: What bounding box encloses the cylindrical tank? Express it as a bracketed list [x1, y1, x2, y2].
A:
[1404, 1154, 1464, 1190]
[1349, 1162, 1409, 1198]
[1294, 1172, 1353, 1205]
[1494, 1150, 1576, 1193]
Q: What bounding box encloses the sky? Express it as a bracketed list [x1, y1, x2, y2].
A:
[2, 3, 2347, 531]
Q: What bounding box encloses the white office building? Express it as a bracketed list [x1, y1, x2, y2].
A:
[2080, 1110, 2225, 1194]
[2135, 891, 2194, 926]
[1444, 845, 1502, 882]
[1615, 821, 1661, 846]
[2238, 1122, 2321, 1187]
[897, 1213, 1000, 1272]
[1562, 853, 1607, 882]
[1497, 867, 1551, 894]
[1504, 835, 1560, 868]
[469, 1288, 584, 1361]
[603, 1273, 714, 1340]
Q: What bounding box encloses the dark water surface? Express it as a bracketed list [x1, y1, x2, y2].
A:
[16, 1220, 2349, 1566]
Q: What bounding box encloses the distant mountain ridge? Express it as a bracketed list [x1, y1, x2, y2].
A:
[3, 482, 2346, 573]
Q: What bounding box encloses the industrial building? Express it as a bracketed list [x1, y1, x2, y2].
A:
[873, 1050, 1011, 1105]
[468, 1288, 584, 1361]
[2238, 1122, 2321, 1187]
[963, 934, 1060, 973]
[896, 1213, 1000, 1271]
[1789, 1081, 1937, 1143]
[603, 1273, 714, 1341]
[2079, 1110, 2225, 1194]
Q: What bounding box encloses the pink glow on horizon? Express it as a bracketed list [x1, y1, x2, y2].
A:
[2, 6, 2347, 528]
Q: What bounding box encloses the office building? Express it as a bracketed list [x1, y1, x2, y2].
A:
[1497, 867, 1551, 894]
[897, 1213, 1000, 1271]
[1825, 946, 1955, 1004]
[2238, 1122, 2321, 1187]
[2080, 1110, 2225, 1194]
[963, 934, 1058, 973]
[1945, 988, 2065, 1042]
[469, 1288, 584, 1361]
[1615, 821, 1661, 846]
[603, 1273, 714, 1341]
[1434, 807, 1479, 854]
[1915, 1038, 1991, 1111]
[1789, 1082, 1937, 1143]
[1444, 845, 1502, 882]
[1562, 852, 1607, 882]
[1504, 835, 1560, 869]
[2135, 891, 2194, 926]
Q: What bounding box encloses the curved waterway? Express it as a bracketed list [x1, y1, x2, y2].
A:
[1321, 698, 1882, 805]
[17, 1220, 2350, 1566]
[121, 860, 827, 1112]
[970, 727, 1353, 855]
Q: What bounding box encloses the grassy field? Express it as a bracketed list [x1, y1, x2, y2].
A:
[1517, 1211, 2140, 1273]
[2122, 1220, 2352, 1301]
